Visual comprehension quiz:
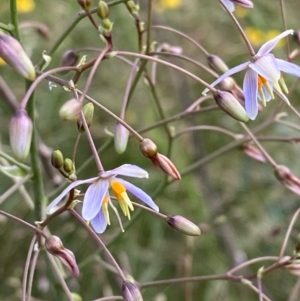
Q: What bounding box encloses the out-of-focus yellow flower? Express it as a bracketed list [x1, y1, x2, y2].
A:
[235, 6, 249, 18]
[17, 0, 35, 13]
[0, 57, 6, 66]
[245, 27, 285, 49]
[154, 0, 182, 11]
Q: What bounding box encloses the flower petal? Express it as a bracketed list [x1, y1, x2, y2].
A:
[249, 53, 280, 82]
[221, 0, 235, 12]
[243, 69, 258, 120]
[202, 61, 249, 95]
[46, 177, 97, 214]
[90, 209, 108, 233]
[101, 164, 149, 179]
[82, 179, 109, 220]
[257, 29, 294, 56]
[116, 178, 159, 212]
[276, 59, 300, 77]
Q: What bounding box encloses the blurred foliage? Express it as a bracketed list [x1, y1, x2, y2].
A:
[1, 0, 300, 300]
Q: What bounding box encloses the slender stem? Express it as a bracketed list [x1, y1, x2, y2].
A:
[218, 0, 255, 56]
[72, 133, 82, 163]
[0, 210, 47, 237]
[146, 0, 152, 54]
[288, 276, 300, 301]
[21, 235, 37, 301]
[239, 122, 277, 167]
[131, 201, 166, 219]
[9, 0, 21, 40]
[279, 0, 290, 58]
[46, 252, 75, 301]
[26, 248, 40, 301]
[26, 81, 46, 222]
[70, 209, 127, 281]
[0, 150, 31, 171]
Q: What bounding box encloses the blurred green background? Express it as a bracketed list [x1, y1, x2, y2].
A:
[1, 0, 300, 300]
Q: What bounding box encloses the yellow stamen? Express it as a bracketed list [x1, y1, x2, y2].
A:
[102, 196, 111, 225]
[258, 88, 266, 107]
[108, 200, 125, 232]
[279, 75, 289, 94]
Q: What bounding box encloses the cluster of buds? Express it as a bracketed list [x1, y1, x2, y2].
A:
[77, 103, 94, 133]
[166, 215, 201, 236]
[59, 98, 82, 120]
[97, 1, 113, 36]
[274, 165, 300, 196]
[213, 90, 249, 122]
[51, 150, 77, 181]
[122, 280, 143, 301]
[139, 138, 181, 180]
[114, 123, 129, 154]
[0, 30, 36, 81]
[9, 110, 33, 161]
[45, 235, 79, 277]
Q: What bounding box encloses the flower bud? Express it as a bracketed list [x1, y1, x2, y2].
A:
[0, 31, 36, 81]
[59, 99, 82, 120]
[9, 110, 33, 161]
[97, 0, 109, 19]
[240, 144, 266, 163]
[151, 153, 181, 180]
[114, 123, 129, 154]
[77, 0, 91, 10]
[161, 43, 182, 55]
[125, 1, 140, 18]
[122, 281, 143, 301]
[77, 103, 94, 133]
[64, 158, 75, 175]
[213, 90, 249, 122]
[207, 54, 229, 74]
[139, 138, 158, 158]
[166, 215, 201, 236]
[101, 18, 113, 33]
[59, 50, 78, 75]
[51, 150, 64, 169]
[274, 165, 300, 196]
[45, 236, 80, 277]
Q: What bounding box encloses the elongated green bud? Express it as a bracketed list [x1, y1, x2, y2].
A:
[64, 158, 75, 174]
[114, 123, 129, 154]
[97, 1, 109, 19]
[77, 103, 94, 133]
[166, 215, 201, 236]
[213, 90, 249, 122]
[51, 150, 64, 169]
[0, 31, 36, 81]
[9, 110, 33, 161]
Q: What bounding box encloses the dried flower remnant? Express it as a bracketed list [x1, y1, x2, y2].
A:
[274, 165, 300, 196]
[203, 30, 300, 120]
[240, 143, 266, 163]
[46, 164, 159, 233]
[221, 0, 253, 12]
[0, 31, 36, 81]
[45, 236, 80, 277]
[9, 110, 33, 161]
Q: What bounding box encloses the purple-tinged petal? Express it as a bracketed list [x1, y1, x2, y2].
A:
[102, 164, 148, 179]
[249, 53, 280, 82]
[221, 0, 235, 12]
[46, 177, 97, 214]
[202, 61, 249, 95]
[82, 179, 109, 220]
[276, 59, 300, 78]
[116, 178, 159, 212]
[257, 30, 294, 56]
[243, 69, 258, 120]
[90, 209, 108, 233]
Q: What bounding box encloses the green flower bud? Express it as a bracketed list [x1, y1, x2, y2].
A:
[9, 110, 33, 161]
[122, 281, 143, 301]
[166, 215, 201, 236]
[101, 18, 113, 33]
[213, 90, 249, 122]
[126, 1, 139, 18]
[59, 99, 82, 120]
[97, 1, 109, 19]
[114, 123, 129, 154]
[64, 158, 75, 175]
[139, 138, 158, 158]
[207, 54, 229, 74]
[0, 31, 36, 81]
[51, 150, 64, 169]
[77, 103, 94, 133]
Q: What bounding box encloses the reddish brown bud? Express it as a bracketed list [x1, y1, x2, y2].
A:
[274, 165, 300, 196]
[122, 281, 143, 301]
[59, 50, 78, 74]
[151, 153, 181, 180]
[240, 144, 266, 163]
[77, 0, 91, 10]
[45, 236, 79, 277]
[139, 138, 158, 158]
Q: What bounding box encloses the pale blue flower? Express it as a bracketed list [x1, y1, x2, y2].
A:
[203, 30, 300, 120]
[221, 0, 253, 12]
[46, 164, 159, 233]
